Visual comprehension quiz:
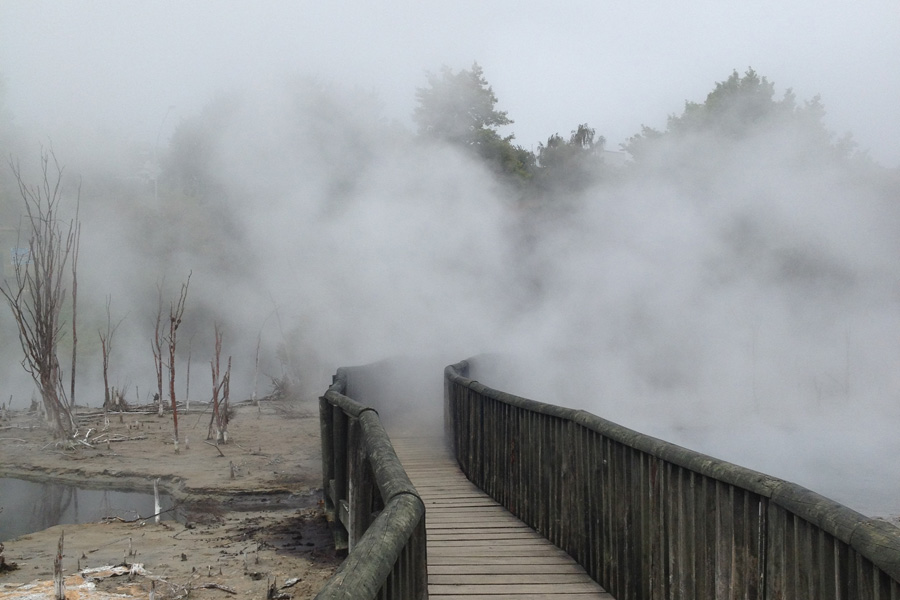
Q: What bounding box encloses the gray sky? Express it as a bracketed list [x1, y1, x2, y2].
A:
[2, 0, 899, 165]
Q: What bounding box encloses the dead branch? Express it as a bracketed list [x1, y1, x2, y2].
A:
[195, 582, 237, 594]
[203, 439, 225, 457]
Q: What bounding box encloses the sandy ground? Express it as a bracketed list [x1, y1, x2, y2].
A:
[0, 399, 342, 599]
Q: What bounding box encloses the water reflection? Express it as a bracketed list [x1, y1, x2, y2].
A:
[0, 477, 175, 541]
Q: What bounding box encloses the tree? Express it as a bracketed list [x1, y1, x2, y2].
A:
[166, 274, 190, 453]
[414, 62, 512, 145]
[1, 149, 80, 437]
[622, 68, 855, 163]
[414, 62, 533, 181]
[151, 274, 191, 451]
[535, 123, 606, 193]
[668, 68, 786, 138]
[98, 296, 124, 410]
[151, 281, 165, 416]
[208, 322, 231, 444]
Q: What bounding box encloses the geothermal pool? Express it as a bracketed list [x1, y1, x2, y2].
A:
[0, 477, 176, 541]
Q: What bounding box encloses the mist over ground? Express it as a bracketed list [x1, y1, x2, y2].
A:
[2, 4, 900, 517]
[478, 132, 900, 516]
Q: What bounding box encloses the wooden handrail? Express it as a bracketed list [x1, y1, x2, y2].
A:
[445, 357, 900, 599]
[316, 366, 427, 600]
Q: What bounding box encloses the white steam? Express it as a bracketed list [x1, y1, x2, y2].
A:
[2, 74, 899, 517]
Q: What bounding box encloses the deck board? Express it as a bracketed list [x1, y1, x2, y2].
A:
[391, 437, 613, 599]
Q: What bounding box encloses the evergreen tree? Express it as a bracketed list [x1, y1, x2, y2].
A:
[414, 63, 533, 181]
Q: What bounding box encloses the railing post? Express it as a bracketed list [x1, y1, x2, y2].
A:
[332, 404, 349, 552]
[347, 415, 375, 551]
[320, 395, 334, 507]
[333, 405, 348, 503]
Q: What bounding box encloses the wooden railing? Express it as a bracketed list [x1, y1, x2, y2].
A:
[445, 357, 900, 600]
[316, 366, 427, 600]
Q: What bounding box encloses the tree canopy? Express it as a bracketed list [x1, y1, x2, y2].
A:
[414, 62, 532, 181]
[414, 62, 511, 145]
[623, 68, 857, 164]
[534, 124, 606, 194]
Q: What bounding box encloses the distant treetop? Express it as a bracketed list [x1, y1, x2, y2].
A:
[414, 62, 533, 182]
[414, 62, 512, 145]
[623, 68, 857, 164]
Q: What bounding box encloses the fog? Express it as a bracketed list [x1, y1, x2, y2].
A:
[477, 133, 900, 515]
[2, 3, 900, 517]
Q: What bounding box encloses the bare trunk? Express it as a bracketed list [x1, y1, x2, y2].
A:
[69, 207, 80, 410]
[167, 274, 190, 452]
[54, 530, 65, 600]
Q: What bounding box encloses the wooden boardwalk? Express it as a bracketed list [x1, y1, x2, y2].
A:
[390, 437, 612, 600]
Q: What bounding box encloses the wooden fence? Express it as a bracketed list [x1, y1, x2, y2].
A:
[316, 367, 427, 600]
[445, 358, 900, 600]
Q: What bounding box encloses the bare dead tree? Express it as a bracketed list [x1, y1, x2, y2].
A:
[98, 296, 124, 410]
[0, 150, 80, 438]
[151, 281, 164, 417]
[208, 324, 222, 442]
[252, 331, 261, 406]
[185, 334, 194, 411]
[166, 273, 190, 452]
[208, 323, 231, 443]
[222, 356, 231, 440]
[69, 197, 80, 409]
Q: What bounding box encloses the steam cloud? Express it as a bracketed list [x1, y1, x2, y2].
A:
[2, 71, 899, 517]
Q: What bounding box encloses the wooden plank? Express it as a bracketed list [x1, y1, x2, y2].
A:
[422, 497, 491, 503]
[414, 483, 480, 490]
[423, 524, 544, 536]
[428, 539, 551, 548]
[428, 555, 582, 565]
[427, 522, 536, 530]
[425, 508, 517, 516]
[429, 583, 602, 594]
[427, 546, 573, 557]
[426, 513, 529, 520]
[428, 532, 545, 541]
[429, 573, 596, 585]
[425, 505, 505, 511]
[427, 519, 531, 528]
[429, 594, 613, 599]
[419, 491, 488, 498]
[428, 564, 591, 575]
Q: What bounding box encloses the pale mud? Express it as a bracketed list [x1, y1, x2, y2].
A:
[0, 400, 342, 599]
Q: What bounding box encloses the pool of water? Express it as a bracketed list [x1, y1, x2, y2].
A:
[0, 477, 177, 541]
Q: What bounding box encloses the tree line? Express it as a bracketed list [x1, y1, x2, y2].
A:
[412, 63, 884, 201]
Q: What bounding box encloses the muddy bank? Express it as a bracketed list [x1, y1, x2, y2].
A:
[0, 400, 341, 599]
